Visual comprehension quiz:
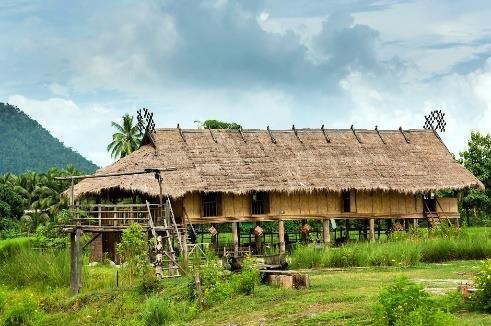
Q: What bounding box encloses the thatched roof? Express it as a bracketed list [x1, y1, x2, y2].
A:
[71, 128, 483, 199]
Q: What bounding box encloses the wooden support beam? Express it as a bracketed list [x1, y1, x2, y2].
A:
[292, 125, 302, 143]
[375, 126, 386, 144]
[267, 126, 277, 144]
[399, 126, 410, 143]
[369, 219, 375, 242]
[238, 127, 247, 143]
[70, 228, 82, 294]
[350, 125, 362, 143]
[322, 219, 330, 245]
[232, 222, 239, 257]
[208, 128, 217, 143]
[278, 220, 286, 255]
[321, 124, 331, 143]
[177, 123, 186, 143]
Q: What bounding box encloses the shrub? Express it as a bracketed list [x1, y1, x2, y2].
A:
[230, 258, 260, 295]
[117, 223, 148, 286]
[137, 271, 162, 295]
[472, 259, 491, 312]
[32, 222, 67, 249]
[374, 277, 456, 326]
[142, 296, 172, 326]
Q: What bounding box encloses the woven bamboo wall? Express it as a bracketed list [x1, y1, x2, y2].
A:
[181, 190, 458, 223]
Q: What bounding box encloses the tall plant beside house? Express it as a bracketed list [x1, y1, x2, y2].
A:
[117, 223, 148, 286]
[107, 113, 143, 159]
[460, 131, 491, 224]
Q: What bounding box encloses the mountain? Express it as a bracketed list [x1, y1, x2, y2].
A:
[0, 102, 98, 174]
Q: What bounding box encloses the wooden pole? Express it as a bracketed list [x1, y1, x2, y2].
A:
[369, 219, 375, 242]
[278, 220, 286, 255]
[255, 221, 263, 254]
[70, 228, 82, 294]
[232, 222, 239, 257]
[322, 219, 330, 245]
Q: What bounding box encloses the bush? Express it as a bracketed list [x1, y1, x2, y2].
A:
[230, 258, 259, 295]
[31, 222, 67, 249]
[472, 259, 491, 312]
[117, 223, 148, 286]
[374, 277, 456, 326]
[143, 296, 172, 326]
[188, 255, 259, 308]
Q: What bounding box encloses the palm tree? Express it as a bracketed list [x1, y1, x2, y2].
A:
[107, 114, 142, 159]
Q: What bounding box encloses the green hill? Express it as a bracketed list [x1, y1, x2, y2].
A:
[0, 102, 98, 174]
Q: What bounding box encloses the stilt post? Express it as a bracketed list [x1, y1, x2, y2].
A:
[255, 221, 263, 254]
[369, 219, 375, 242]
[232, 222, 239, 257]
[278, 220, 286, 255]
[322, 219, 330, 245]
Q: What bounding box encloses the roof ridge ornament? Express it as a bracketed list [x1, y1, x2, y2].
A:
[292, 124, 302, 143]
[267, 126, 277, 144]
[375, 125, 386, 144]
[137, 108, 157, 148]
[424, 109, 446, 132]
[351, 124, 362, 143]
[321, 124, 331, 143]
[399, 127, 410, 143]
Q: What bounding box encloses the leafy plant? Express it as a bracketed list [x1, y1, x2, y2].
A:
[374, 277, 455, 325]
[472, 259, 491, 312]
[116, 223, 149, 286]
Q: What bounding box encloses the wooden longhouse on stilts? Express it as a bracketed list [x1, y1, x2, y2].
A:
[64, 124, 483, 293]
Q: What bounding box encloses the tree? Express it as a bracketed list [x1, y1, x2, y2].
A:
[194, 119, 242, 129]
[459, 131, 491, 223]
[107, 114, 142, 159]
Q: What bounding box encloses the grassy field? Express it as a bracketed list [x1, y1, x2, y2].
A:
[1, 227, 490, 325]
[1, 260, 490, 325]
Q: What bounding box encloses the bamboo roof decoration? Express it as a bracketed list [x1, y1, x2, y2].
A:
[70, 127, 484, 199]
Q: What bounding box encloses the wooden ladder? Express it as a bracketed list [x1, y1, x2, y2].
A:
[146, 201, 181, 278]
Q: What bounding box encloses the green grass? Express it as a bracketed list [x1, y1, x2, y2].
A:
[290, 228, 491, 269]
[1, 227, 491, 325]
[1, 259, 491, 325]
[0, 237, 30, 259]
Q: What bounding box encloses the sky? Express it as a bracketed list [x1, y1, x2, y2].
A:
[1, 0, 491, 167]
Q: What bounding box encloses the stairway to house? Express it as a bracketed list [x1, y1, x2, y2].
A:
[146, 200, 184, 278]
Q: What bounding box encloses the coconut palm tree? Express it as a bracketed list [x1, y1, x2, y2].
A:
[107, 113, 142, 159]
